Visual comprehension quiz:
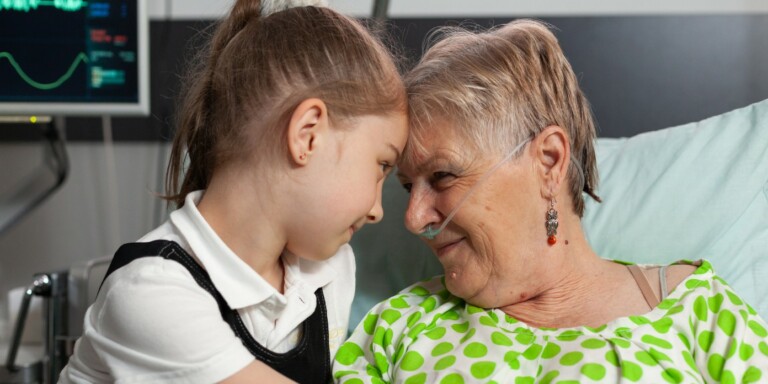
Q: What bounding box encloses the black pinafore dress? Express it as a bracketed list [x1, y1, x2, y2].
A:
[100, 240, 331, 383]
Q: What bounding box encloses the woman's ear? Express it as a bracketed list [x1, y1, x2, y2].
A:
[533, 126, 571, 198]
[287, 98, 328, 166]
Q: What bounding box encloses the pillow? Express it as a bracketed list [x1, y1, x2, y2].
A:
[349, 99, 768, 331]
[583, 99, 768, 319]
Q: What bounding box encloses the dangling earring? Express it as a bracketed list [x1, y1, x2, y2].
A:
[546, 198, 558, 245]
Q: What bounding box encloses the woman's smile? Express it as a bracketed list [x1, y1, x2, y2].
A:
[433, 237, 465, 258]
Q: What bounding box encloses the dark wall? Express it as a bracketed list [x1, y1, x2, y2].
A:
[395, 15, 768, 137]
[2, 15, 767, 141]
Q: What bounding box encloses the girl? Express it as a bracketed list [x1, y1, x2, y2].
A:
[59, 0, 407, 383]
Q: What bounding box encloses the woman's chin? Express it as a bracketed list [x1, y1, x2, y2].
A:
[444, 275, 474, 302]
[444, 276, 497, 308]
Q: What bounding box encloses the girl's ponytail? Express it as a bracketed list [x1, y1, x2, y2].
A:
[211, 0, 261, 61]
[164, 0, 262, 207]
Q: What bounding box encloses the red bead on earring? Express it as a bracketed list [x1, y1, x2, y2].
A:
[546, 199, 558, 246]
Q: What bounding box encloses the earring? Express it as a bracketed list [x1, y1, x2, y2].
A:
[546, 198, 558, 245]
[299, 153, 307, 161]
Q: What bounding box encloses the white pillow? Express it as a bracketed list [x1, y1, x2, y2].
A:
[583, 99, 768, 319]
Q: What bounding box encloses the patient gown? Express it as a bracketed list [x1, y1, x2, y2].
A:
[333, 260, 768, 383]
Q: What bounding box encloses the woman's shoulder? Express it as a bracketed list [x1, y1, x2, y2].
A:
[398, 274, 449, 296]
[624, 259, 716, 296]
[362, 275, 463, 323]
[669, 259, 727, 292]
[359, 275, 463, 327]
[664, 259, 702, 292]
[343, 276, 466, 356]
[665, 259, 764, 319]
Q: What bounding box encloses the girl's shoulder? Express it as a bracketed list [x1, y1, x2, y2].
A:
[95, 255, 215, 320]
[78, 255, 254, 382]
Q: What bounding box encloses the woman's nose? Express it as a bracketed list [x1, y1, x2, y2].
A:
[404, 184, 440, 235]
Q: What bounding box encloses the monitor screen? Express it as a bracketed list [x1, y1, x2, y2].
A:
[0, 0, 149, 116]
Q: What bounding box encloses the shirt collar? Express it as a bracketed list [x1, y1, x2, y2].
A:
[282, 250, 339, 293]
[169, 190, 339, 309]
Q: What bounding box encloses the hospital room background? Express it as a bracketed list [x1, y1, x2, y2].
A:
[1, 0, 767, 382]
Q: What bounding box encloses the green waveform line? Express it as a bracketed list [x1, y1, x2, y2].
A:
[0, 0, 87, 12]
[0, 51, 89, 90]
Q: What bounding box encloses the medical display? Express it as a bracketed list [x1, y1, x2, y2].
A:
[0, 0, 148, 115]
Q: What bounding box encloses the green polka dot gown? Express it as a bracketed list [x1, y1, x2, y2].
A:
[333, 260, 768, 383]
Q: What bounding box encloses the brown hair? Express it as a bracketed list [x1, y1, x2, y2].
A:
[165, 1, 406, 207]
[404, 19, 600, 217]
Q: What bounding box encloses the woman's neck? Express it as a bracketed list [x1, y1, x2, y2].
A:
[197, 169, 288, 293]
[496, 227, 642, 328]
[498, 258, 626, 328]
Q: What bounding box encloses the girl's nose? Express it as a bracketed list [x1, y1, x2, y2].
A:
[366, 181, 385, 224]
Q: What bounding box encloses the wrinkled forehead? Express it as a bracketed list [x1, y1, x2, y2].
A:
[398, 129, 432, 172]
[398, 115, 480, 173]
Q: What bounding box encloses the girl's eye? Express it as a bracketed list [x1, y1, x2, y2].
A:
[381, 162, 393, 173]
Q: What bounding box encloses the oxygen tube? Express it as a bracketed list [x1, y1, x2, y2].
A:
[419, 137, 532, 240]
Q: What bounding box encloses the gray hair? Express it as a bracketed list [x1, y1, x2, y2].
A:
[260, 0, 328, 16]
[404, 19, 600, 217]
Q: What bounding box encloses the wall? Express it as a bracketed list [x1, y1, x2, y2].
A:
[148, 0, 768, 19]
[0, 142, 169, 337]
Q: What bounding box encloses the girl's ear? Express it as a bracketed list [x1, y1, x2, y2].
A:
[287, 98, 329, 166]
[532, 125, 571, 199]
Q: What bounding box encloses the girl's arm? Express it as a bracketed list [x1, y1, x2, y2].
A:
[219, 360, 296, 384]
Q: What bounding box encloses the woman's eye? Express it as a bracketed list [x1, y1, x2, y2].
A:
[401, 183, 412, 193]
[431, 171, 456, 189]
[432, 171, 454, 181]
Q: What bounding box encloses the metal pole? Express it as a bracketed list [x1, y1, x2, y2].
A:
[372, 0, 390, 22]
[370, 0, 390, 33]
[43, 271, 69, 384]
[5, 275, 50, 370]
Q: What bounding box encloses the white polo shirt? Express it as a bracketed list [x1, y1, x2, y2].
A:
[60, 191, 355, 383]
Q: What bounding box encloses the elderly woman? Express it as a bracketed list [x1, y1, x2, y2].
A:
[332, 19, 768, 383]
